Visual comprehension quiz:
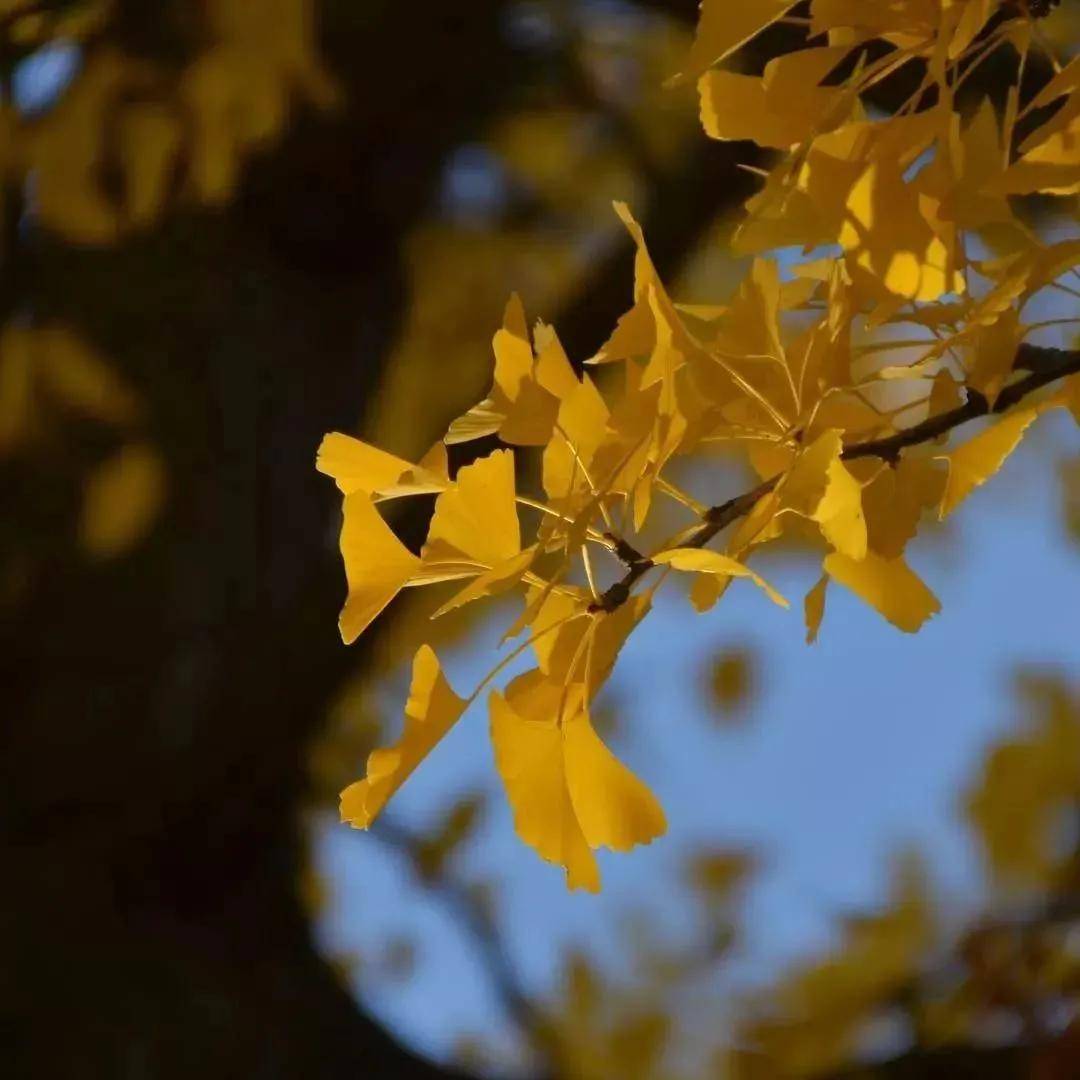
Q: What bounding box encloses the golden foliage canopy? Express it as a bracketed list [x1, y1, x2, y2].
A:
[321, 0, 1080, 890]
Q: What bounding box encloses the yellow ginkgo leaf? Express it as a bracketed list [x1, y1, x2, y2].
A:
[780, 430, 866, 558]
[699, 48, 849, 150]
[445, 293, 531, 444]
[316, 433, 407, 495]
[804, 574, 828, 645]
[563, 708, 667, 852]
[542, 373, 611, 504]
[422, 448, 520, 569]
[429, 547, 537, 619]
[529, 593, 650, 700]
[782, 429, 843, 517]
[814, 455, 867, 560]
[340, 645, 466, 828]
[338, 491, 421, 644]
[824, 551, 940, 633]
[840, 159, 963, 303]
[490, 672, 666, 890]
[862, 456, 945, 559]
[587, 596, 653, 698]
[490, 683, 599, 892]
[590, 203, 701, 369]
[938, 406, 1040, 519]
[651, 548, 789, 608]
[317, 432, 449, 499]
[699, 71, 802, 149]
[445, 295, 572, 447]
[79, 441, 167, 560]
[674, 0, 796, 86]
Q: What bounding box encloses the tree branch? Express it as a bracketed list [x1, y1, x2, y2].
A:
[368, 817, 554, 1073]
[592, 344, 1080, 613]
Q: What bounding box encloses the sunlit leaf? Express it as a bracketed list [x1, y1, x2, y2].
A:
[938, 407, 1040, 519]
[824, 551, 940, 633]
[340, 645, 466, 828]
[652, 548, 788, 608]
[337, 492, 421, 644]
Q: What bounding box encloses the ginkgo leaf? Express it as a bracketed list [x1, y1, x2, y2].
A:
[422, 448, 521, 568]
[804, 574, 828, 645]
[651, 548, 789, 608]
[429, 547, 537, 619]
[674, 0, 796, 86]
[587, 597, 653, 698]
[340, 645, 466, 828]
[814, 456, 867, 560]
[938, 407, 1040, 519]
[563, 709, 667, 852]
[699, 71, 802, 149]
[840, 159, 963, 303]
[490, 673, 665, 890]
[862, 456, 945, 559]
[317, 432, 448, 498]
[338, 491, 421, 644]
[779, 430, 866, 558]
[490, 683, 599, 892]
[590, 203, 701, 370]
[781, 430, 842, 516]
[542, 373, 611, 504]
[824, 551, 940, 633]
[445, 294, 570, 447]
[530, 592, 651, 700]
[699, 47, 849, 150]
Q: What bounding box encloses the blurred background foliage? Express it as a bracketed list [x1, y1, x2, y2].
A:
[2, 1, 1078, 1078]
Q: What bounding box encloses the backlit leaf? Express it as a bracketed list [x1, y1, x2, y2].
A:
[824, 551, 940, 633]
[337, 492, 421, 644]
[938, 407, 1040, 519]
[340, 645, 466, 828]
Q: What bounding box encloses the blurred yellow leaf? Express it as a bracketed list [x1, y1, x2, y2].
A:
[708, 648, 754, 713]
[79, 442, 166, 560]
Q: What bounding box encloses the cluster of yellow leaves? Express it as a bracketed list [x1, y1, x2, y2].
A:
[724, 674, 1080, 1075]
[322, 0, 1079, 889]
[727, 857, 933, 1078]
[542, 951, 671, 1080]
[0, 0, 335, 242]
